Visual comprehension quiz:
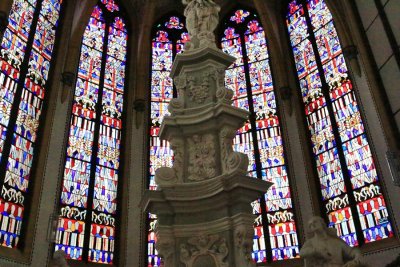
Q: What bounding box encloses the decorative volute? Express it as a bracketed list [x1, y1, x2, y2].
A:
[155, 46, 250, 186]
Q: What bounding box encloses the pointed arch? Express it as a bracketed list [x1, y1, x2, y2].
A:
[285, 0, 393, 246]
[55, 0, 128, 264]
[0, 0, 63, 249]
[219, 7, 300, 263]
[147, 13, 189, 267]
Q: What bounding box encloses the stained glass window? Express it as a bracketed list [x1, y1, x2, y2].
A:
[148, 15, 188, 267]
[0, 0, 63, 248]
[286, 0, 393, 246]
[55, 1, 127, 264]
[221, 9, 299, 263]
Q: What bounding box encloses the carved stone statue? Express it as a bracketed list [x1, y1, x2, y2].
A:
[182, 0, 220, 50]
[300, 216, 363, 267]
[141, 12, 271, 266]
[50, 250, 70, 267]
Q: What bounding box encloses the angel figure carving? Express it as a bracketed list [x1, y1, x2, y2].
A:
[51, 250, 70, 267]
[182, 0, 220, 49]
[300, 216, 365, 267]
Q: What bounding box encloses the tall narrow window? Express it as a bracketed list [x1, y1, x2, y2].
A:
[220, 9, 299, 263]
[148, 15, 188, 267]
[55, 0, 127, 264]
[286, 0, 393, 246]
[0, 0, 63, 248]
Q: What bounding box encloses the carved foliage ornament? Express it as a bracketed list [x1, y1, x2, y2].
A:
[188, 134, 217, 181]
[180, 234, 229, 267]
[234, 225, 255, 267]
[187, 75, 210, 104]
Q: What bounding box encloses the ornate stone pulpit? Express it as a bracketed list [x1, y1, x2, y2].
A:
[140, 1, 272, 266]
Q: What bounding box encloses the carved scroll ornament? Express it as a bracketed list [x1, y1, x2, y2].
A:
[180, 234, 229, 267]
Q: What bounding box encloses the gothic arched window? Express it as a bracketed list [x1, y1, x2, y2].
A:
[286, 0, 393, 246]
[55, 0, 127, 264]
[220, 8, 299, 263]
[148, 15, 189, 267]
[0, 0, 63, 248]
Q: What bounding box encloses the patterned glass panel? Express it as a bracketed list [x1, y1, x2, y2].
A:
[56, 2, 127, 264]
[286, 0, 393, 246]
[165, 16, 184, 29]
[308, 0, 393, 244]
[222, 10, 299, 263]
[56, 6, 104, 260]
[89, 17, 127, 263]
[0, 0, 62, 248]
[148, 16, 188, 267]
[230, 10, 250, 24]
[101, 0, 119, 12]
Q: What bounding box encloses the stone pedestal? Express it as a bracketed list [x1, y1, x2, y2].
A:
[141, 46, 271, 267]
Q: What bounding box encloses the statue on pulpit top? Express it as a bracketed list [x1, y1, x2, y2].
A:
[182, 0, 220, 49]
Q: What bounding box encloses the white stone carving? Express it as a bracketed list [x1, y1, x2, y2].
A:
[155, 138, 184, 187]
[211, 67, 233, 104]
[182, 0, 220, 50]
[220, 126, 248, 175]
[301, 216, 363, 267]
[169, 76, 186, 114]
[171, 138, 184, 181]
[156, 233, 175, 265]
[188, 134, 216, 181]
[51, 250, 70, 267]
[214, 67, 226, 88]
[155, 167, 178, 186]
[216, 87, 234, 104]
[234, 225, 256, 267]
[141, 4, 271, 266]
[180, 234, 229, 267]
[187, 75, 209, 104]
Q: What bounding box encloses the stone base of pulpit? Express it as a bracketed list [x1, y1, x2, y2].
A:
[141, 174, 270, 267]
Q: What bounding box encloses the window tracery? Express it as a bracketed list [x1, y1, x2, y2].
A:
[286, 0, 393, 246]
[148, 15, 189, 267]
[55, 1, 127, 264]
[220, 8, 300, 263]
[0, 0, 63, 248]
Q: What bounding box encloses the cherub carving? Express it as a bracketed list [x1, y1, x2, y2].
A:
[300, 216, 364, 267]
[51, 250, 70, 267]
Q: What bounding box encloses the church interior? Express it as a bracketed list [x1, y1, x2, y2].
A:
[0, 0, 399, 266]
